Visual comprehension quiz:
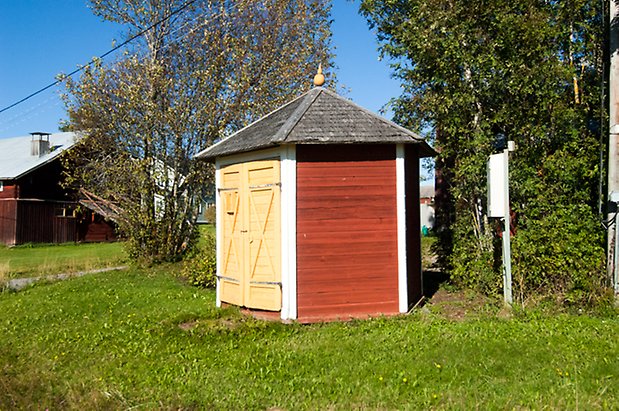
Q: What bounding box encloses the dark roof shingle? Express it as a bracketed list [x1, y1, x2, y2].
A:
[196, 87, 435, 160]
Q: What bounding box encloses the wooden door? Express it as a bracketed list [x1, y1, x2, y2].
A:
[245, 160, 281, 310]
[220, 163, 244, 306]
[219, 159, 281, 311]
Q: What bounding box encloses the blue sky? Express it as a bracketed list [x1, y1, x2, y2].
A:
[0, 0, 402, 140]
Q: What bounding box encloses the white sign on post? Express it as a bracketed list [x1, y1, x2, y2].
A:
[487, 152, 506, 218]
[487, 148, 513, 306]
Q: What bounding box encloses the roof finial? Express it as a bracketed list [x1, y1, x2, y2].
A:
[313, 64, 325, 87]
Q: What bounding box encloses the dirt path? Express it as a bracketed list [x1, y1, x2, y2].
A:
[5, 266, 128, 291]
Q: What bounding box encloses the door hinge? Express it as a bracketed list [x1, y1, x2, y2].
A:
[217, 275, 240, 283]
[248, 182, 281, 189]
[249, 280, 282, 287]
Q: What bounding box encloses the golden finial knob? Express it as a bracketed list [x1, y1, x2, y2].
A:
[313, 64, 325, 87]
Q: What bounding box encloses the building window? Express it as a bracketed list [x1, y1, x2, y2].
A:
[54, 206, 76, 218]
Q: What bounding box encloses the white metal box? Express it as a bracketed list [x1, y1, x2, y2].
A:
[487, 152, 506, 218]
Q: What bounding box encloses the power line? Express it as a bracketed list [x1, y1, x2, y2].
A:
[0, 0, 198, 115]
[0, 3, 227, 135]
[0, 91, 59, 134]
[140, 6, 212, 58]
[0, 89, 57, 125]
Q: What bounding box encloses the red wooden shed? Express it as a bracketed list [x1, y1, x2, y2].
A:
[196, 86, 434, 322]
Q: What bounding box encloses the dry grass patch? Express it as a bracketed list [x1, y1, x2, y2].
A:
[427, 289, 497, 321]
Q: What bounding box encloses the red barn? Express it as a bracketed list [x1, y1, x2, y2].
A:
[0, 132, 116, 245]
[196, 87, 434, 322]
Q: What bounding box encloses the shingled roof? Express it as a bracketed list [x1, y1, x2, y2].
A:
[195, 87, 435, 160]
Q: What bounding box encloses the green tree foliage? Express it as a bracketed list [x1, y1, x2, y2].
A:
[62, 0, 334, 262]
[361, 0, 606, 304]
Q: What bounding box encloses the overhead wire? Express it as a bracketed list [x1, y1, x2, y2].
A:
[0, 91, 59, 131]
[0, 2, 234, 136]
[0, 0, 199, 116]
[0, 94, 63, 134]
[142, 5, 221, 58]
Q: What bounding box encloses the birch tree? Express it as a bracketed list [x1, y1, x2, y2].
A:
[62, 0, 334, 262]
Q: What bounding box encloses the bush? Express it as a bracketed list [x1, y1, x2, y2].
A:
[450, 221, 499, 295]
[511, 205, 606, 306]
[448, 203, 607, 308]
[180, 232, 216, 288]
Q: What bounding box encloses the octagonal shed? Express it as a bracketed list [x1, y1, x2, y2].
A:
[196, 87, 435, 322]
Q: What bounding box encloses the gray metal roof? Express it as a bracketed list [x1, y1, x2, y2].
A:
[420, 185, 435, 199]
[0, 132, 79, 180]
[196, 87, 435, 160]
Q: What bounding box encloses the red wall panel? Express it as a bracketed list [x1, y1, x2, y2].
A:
[296, 144, 399, 320]
[0, 183, 17, 199]
[0, 200, 17, 245]
[16, 201, 78, 244]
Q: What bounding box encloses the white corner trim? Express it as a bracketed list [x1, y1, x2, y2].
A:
[396, 144, 408, 313]
[280, 144, 297, 320]
[214, 159, 222, 308]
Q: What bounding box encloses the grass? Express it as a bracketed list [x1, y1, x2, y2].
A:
[1, 265, 617, 409]
[0, 225, 213, 280]
[0, 242, 127, 279]
[199, 223, 215, 237]
[197, 223, 215, 248]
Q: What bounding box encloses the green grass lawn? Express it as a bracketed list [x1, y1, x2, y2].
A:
[199, 223, 216, 236]
[1, 266, 617, 409]
[0, 225, 215, 281]
[0, 242, 127, 280]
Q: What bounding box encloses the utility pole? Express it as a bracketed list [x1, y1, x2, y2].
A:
[608, 0, 619, 297]
[500, 143, 514, 306]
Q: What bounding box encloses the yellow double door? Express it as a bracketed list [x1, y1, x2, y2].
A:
[219, 159, 281, 311]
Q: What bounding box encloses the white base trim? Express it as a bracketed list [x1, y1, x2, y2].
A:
[396, 144, 408, 313]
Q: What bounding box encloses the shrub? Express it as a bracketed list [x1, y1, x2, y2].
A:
[448, 203, 607, 308]
[180, 232, 216, 288]
[511, 205, 606, 307]
[449, 219, 499, 295]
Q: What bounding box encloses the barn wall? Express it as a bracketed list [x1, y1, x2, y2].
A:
[17, 160, 70, 201]
[405, 146, 423, 306]
[296, 144, 399, 320]
[0, 182, 18, 199]
[16, 200, 78, 244]
[0, 200, 17, 245]
[81, 220, 117, 242]
[1, 199, 115, 245]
